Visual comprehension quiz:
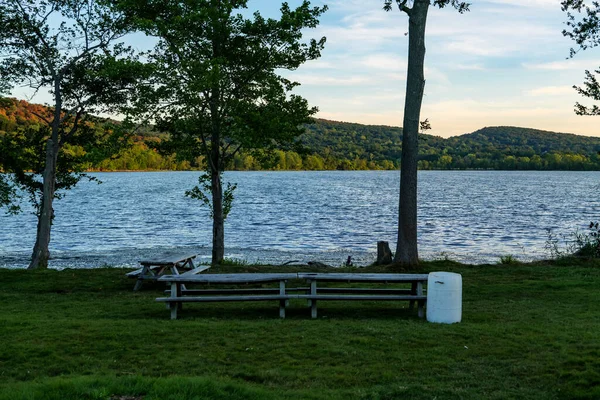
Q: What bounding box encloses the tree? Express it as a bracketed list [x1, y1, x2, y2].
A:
[0, 0, 147, 269]
[383, 0, 469, 265]
[128, 0, 326, 264]
[562, 0, 600, 115]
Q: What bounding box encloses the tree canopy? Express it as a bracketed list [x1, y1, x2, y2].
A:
[0, 0, 147, 268]
[124, 0, 326, 264]
[562, 0, 600, 115]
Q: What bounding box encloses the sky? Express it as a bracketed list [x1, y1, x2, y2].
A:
[252, 0, 600, 138]
[8, 0, 599, 138]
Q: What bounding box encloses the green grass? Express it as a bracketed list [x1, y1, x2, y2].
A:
[1, 260, 599, 399]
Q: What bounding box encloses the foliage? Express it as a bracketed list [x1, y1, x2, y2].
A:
[0, 98, 134, 213]
[545, 228, 564, 259]
[0, 263, 600, 399]
[185, 172, 237, 220]
[0, 0, 145, 114]
[218, 257, 250, 266]
[0, 0, 148, 268]
[81, 122, 600, 171]
[573, 221, 600, 257]
[383, 0, 470, 13]
[5, 99, 600, 171]
[562, 0, 600, 115]
[499, 255, 518, 265]
[127, 0, 327, 169]
[546, 222, 600, 259]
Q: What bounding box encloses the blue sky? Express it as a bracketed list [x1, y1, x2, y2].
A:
[9, 0, 599, 138]
[260, 0, 600, 138]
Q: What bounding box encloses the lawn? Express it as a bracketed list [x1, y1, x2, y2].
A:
[0, 260, 599, 399]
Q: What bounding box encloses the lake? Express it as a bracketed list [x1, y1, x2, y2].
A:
[0, 170, 599, 269]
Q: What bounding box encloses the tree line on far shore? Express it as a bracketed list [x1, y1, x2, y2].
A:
[3, 97, 600, 172]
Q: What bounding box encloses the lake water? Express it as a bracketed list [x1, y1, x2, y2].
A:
[0, 171, 599, 269]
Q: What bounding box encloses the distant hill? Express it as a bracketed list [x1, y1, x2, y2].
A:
[0, 97, 51, 131]
[302, 120, 600, 170]
[2, 97, 600, 171]
[445, 126, 600, 155]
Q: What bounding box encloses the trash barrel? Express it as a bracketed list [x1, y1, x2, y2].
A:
[426, 272, 462, 324]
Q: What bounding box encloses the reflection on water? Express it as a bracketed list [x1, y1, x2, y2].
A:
[1, 170, 599, 268]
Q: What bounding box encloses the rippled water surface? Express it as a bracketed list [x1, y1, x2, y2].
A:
[1, 171, 599, 268]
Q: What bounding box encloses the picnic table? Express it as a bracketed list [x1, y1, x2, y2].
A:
[156, 272, 428, 319]
[297, 273, 428, 319]
[157, 273, 297, 319]
[126, 253, 208, 291]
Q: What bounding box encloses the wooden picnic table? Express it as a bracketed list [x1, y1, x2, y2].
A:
[126, 253, 207, 291]
[156, 272, 429, 320]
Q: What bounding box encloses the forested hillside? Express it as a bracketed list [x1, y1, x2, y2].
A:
[2, 97, 600, 171]
[302, 121, 600, 170]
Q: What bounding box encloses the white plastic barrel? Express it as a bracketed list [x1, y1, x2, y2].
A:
[426, 272, 462, 324]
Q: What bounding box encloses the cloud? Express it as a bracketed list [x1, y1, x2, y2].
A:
[454, 63, 486, 71]
[525, 86, 576, 96]
[523, 59, 600, 70]
[484, 0, 559, 9]
[360, 54, 406, 70]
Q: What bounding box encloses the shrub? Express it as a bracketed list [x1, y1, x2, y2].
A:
[546, 222, 600, 260]
[573, 222, 600, 258]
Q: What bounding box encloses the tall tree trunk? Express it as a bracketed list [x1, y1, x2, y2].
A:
[210, 22, 225, 265]
[28, 136, 59, 269]
[29, 79, 62, 270]
[394, 0, 429, 266]
[209, 96, 224, 264]
[210, 163, 225, 265]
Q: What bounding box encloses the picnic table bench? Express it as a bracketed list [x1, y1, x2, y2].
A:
[156, 272, 428, 319]
[126, 253, 208, 291]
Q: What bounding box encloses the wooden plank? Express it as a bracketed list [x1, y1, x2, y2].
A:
[317, 288, 414, 295]
[173, 288, 414, 296]
[125, 267, 144, 277]
[180, 265, 211, 276]
[158, 273, 298, 284]
[156, 295, 291, 302]
[409, 282, 417, 310]
[417, 281, 425, 318]
[127, 265, 164, 278]
[310, 280, 317, 319]
[133, 265, 152, 291]
[170, 282, 179, 320]
[297, 273, 429, 282]
[139, 253, 198, 266]
[296, 295, 427, 301]
[279, 280, 286, 319]
[176, 287, 310, 295]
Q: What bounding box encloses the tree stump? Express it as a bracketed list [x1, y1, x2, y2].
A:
[376, 241, 393, 265]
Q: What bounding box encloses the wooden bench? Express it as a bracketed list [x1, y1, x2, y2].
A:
[127, 253, 206, 291]
[156, 272, 428, 320]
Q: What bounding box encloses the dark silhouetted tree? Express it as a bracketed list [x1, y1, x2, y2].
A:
[383, 0, 469, 265]
[0, 0, 147, 269]
[126, 0, 326, 264]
